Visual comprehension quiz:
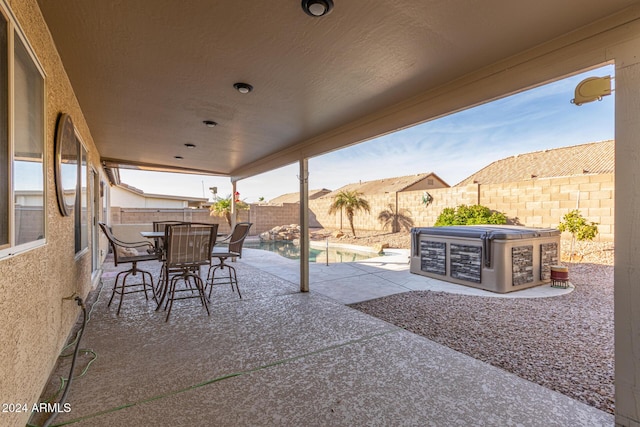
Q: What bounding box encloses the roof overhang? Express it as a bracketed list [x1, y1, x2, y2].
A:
[35, 1, 640, 182]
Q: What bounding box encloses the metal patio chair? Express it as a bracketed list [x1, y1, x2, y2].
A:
[98, 222, 159, 315]
[206, 222, 252, 299]
[151, 220, 185, 255]
[160, 222, 218, 321]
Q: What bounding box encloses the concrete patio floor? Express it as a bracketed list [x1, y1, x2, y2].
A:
[31, 251, 609, 427]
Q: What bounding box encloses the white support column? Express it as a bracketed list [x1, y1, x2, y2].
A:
[299, 158, 310, 292]
[613, 36, 640, 427]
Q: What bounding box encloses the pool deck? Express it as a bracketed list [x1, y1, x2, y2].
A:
[240, 247, 574, 304]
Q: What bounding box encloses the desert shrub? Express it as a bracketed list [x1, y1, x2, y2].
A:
[434, 204, 507, 226]
[558, 209, 599, 260]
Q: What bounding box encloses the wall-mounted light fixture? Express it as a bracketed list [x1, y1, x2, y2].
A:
[233, 82, 253, 94]
[302, 0, 333, 17]
[571, 76, 612, 106]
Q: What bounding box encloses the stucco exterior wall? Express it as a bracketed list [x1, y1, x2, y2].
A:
[0, 1, 107, 425]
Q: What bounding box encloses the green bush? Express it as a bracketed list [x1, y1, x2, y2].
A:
[558, 209, 599, 261]
[434, 204, 507, 226]
[558, 209, 599, 241]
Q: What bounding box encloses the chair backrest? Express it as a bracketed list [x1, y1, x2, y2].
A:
[152, 221, 185, 252]
[228, 222, 252, 256]
[98, 221, 118, 257]
[99, 221, 156, 266]
[153, 220, 185, 233]
[165, 223, 218, 268]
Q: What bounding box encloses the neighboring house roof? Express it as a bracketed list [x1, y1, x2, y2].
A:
[326, 172, 449, 197]
[456, 140, 615, 186]
[268, 189, 332, 204]
[115, 183, 208, 203]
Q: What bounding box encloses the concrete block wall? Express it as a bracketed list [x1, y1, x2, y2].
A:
[308, 192, 397, 231]
[476, 175, 614, 239]
[249, 203, 303, 234]
[401, 185, 480, 229]
[111, 174, 614, 240]
[15, 207, 45, 243]
[111, 208, 250, 235]
[307, 175, 614, 239]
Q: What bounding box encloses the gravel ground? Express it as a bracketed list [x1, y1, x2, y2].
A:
[350, 262, 614, 414]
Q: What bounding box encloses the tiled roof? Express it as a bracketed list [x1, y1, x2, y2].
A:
[327, 172, 445, 196]
[455, 140, 614, 186]
[268, 188, 332, 204]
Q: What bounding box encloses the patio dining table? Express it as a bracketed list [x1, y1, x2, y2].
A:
[140, 227, 224, 314]
[140, 230, 226, 239]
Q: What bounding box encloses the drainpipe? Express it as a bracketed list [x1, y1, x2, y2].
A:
[299, 158, 310, 292]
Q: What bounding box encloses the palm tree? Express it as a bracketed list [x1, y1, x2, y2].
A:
[328, 190, 371, 237]
[210, 194, 249, 227]
[377, 204, 414, 232]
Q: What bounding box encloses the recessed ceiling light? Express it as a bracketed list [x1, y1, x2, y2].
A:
[302, 0, 334, 17]
[185, 143, 196, 148]
[203, 120, 217, 127]
[233, 82, 253, 94]
[174, 156, 183, 160]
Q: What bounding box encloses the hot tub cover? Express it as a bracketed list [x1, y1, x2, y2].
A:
[411, 225, 560, 261]
[411, 225, 560, 240]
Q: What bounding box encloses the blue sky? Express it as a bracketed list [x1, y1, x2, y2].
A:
[119, 64, 615, 202]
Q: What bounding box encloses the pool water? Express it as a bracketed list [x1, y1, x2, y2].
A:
[244, 240, 384, 263]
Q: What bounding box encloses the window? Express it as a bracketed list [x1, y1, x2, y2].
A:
[0, 13, 8, 249]
[0, 7, 45, 258]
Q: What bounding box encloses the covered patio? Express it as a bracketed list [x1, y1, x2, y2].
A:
[3, 1, 640, 426]
[31, 255, 611, 426]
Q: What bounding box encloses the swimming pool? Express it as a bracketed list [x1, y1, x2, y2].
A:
[244, 240, 385, 263]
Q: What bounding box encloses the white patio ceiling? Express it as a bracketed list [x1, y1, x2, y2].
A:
[37, 1, 638, 181]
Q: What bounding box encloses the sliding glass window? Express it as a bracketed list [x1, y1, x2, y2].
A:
[0, 5, 46, 258]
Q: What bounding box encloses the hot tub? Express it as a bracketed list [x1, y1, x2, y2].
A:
[410, 225, 560, 293]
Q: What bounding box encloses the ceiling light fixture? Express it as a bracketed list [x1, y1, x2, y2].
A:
[203, 120, 217, 127]
[184, 143, 196, 148]
[174, 156, 183, 160]
[302, 0, 334, 17]
[233, 82, 253, 94]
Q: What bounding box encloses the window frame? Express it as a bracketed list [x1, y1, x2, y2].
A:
[75, 135, 88, 255]
[0, 2, 47, 260]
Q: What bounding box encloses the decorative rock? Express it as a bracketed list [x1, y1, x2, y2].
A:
[373, 243, 389, 254]
[259, 224, 301, 242]
[333, 230, 345, 238]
